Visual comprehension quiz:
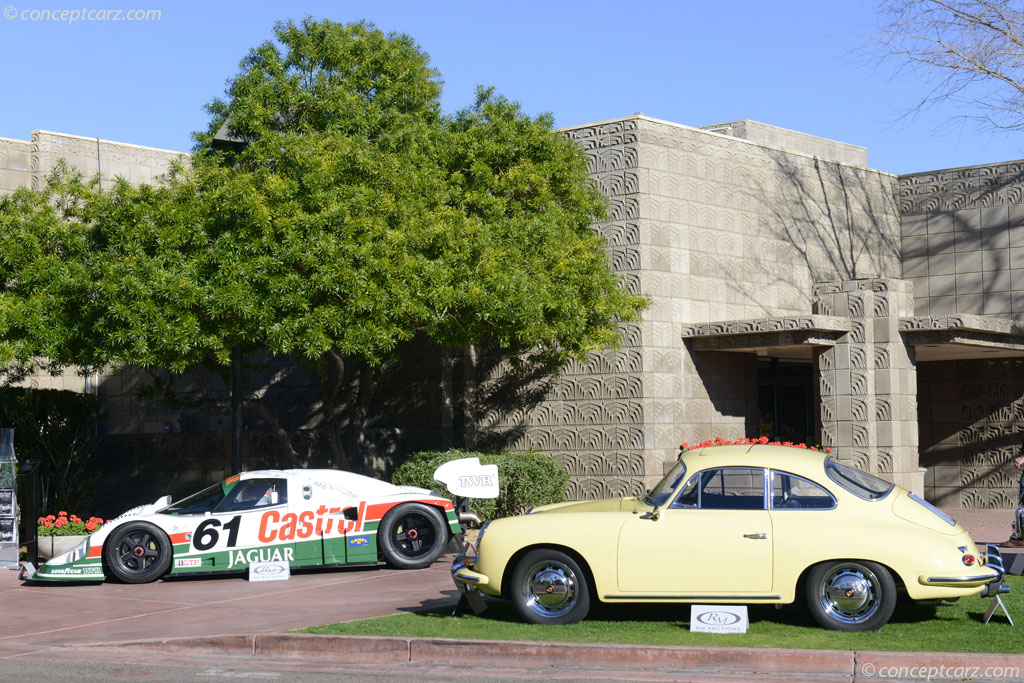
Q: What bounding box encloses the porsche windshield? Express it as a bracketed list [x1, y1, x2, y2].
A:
[644, 459, 687, 507]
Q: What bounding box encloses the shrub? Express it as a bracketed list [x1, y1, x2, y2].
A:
[37, 511, 106, 536]
[392, 449, 568, 524]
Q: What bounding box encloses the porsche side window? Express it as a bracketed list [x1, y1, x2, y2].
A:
[770, 471, 836, 510]
[670, 475, 699, 508]
[697, 467, 765, 510]
[215, 478, 288, 512]
[824, 457, 893, 501]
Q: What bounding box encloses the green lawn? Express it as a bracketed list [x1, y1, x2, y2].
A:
[298, 575, 1022, 653]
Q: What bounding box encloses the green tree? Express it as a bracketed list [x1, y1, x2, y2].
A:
[5, 18, 646, 471]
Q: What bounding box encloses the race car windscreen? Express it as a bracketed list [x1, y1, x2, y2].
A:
[160, 483, 225, 515]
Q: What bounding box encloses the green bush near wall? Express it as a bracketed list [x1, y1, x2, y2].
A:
[392, 449, 569, 524]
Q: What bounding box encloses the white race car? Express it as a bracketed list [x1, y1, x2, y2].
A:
[25, 458, 498, 583]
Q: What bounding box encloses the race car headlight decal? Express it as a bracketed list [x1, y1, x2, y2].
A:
[50, 538, 90, 565]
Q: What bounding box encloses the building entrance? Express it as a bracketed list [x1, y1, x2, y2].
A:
[757, 358, 814, 445]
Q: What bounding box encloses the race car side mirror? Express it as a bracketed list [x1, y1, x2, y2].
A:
[433, 457, 499, 499]
[154, 495, 172, 507]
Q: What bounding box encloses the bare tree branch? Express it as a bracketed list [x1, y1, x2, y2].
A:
[868, 0, 1024, 133]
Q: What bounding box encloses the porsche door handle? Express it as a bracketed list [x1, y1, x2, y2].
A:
[743, 533, 767, 539]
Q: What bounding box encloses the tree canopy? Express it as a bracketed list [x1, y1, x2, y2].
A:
[0, 18, 646, 467]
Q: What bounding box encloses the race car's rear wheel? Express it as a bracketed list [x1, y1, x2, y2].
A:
[378, 503, 448, 569]
[104, 522, 172, 583]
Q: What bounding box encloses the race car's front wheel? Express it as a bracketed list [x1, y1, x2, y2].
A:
[104, 522, 172, 583]
[378, 503, 448, 569]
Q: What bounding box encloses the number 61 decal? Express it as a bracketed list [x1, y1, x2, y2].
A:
[193, 516, 241, 551]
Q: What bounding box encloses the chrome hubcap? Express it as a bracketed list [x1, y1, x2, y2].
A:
[522, 560, 577, 618]
[819, 565, 879, 624]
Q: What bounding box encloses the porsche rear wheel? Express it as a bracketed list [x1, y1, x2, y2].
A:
[806, 560, 896, 631]
[511, 549, 591, 625]
[104, 522, 172, 583]
[378, 503, 448, 569]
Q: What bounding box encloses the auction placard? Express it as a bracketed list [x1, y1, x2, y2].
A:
[248, 561, 291, 582]
[690, 605, 748, 633]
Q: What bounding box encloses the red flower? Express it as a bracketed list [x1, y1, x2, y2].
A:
[85, 522, 96, 532]
[58, 511, 67, 517]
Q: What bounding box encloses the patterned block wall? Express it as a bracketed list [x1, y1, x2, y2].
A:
[900, 162, 1024, 507]
[476, 119, 650, 499]
[0, 137, 33, 195]
[918, 358, 1024, 508]
[812, 279, 920, 491]
[900, 162, 1024, 319]
[631, 117, 902, 472]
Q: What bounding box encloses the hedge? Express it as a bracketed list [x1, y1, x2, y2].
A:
[392, 449, 568, 525]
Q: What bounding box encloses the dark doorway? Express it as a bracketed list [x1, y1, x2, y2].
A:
[757, 357, 814, 444]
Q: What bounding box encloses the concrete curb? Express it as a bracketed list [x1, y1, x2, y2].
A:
[72, 633, 1024, 681]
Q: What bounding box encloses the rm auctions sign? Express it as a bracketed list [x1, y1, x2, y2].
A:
[248, 561, 291, 582]
[689, 605, 748, 634]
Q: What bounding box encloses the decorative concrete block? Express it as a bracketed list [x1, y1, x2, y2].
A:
[928, 253, 956, 275]
[928, 233, 956, 255]
[955, 251, 983, 273]
[954, 209, 982, 231]
[929, 212, 955, 233]
[903, 213, 928, 236]
[955, 230, 983, 252]
[983, 270, 1011, 293]
[955, 293, 985, 314]
[982, 227, 1010, 249]
[954, 272, 981, 294]
[984, 292, 1011, 315]
[981, 206, 1009, 229]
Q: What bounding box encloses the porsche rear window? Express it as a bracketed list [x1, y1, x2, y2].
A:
[824, 457, 893, 501]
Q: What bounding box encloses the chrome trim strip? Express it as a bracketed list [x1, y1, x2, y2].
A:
[922, 571, 1000, 585]
[603, 594, 782, 601]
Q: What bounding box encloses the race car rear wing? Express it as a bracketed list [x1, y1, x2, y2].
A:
[433, 458, 499, 526]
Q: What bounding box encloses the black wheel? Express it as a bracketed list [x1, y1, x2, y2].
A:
[510, 549, 591, 625]
[378, 503, 448, 569]
[805, 560, 896, 631]
[104, 522, 172, 584]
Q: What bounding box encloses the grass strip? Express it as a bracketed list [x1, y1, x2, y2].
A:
[298, 574, 1022, 653]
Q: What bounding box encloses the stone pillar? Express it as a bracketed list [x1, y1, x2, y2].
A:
[812, 279, 922, 495]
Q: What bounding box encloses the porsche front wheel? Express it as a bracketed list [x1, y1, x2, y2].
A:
[378, 503, 448, 569]
[104, 522, 172, 583]
[511, 549, 591, 625]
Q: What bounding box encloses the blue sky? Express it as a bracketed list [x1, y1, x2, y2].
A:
[0, 0, 1019, 174]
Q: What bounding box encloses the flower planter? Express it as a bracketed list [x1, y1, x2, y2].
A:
[37, 534, 88, 561]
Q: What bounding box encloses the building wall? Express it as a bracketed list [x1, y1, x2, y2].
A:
[0, 137, 33, 195]
[900, 163, 1024, 508]
[900, 162, 1024, 319]
[918, 358, 1024, 508]
[482, 116, 904, 493]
